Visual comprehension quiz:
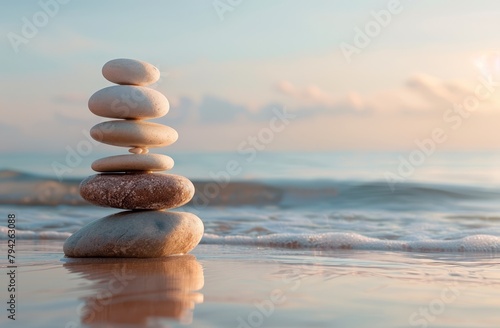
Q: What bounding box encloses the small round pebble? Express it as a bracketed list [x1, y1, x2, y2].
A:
[102, 58, 160, 86]
[129, 147, 149, 154]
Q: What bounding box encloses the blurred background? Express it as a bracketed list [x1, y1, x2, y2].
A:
[2, 0, 500, 182]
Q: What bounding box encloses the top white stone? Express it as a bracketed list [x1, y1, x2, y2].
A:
[102, 58, 160, 86]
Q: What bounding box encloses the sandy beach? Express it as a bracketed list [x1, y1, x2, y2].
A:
[1, 240, 500, 328]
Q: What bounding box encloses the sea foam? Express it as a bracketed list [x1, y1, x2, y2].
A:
[202, 233, 500, 253]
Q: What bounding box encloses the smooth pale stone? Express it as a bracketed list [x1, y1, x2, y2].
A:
[63, 211, 204, 258]
[129, 148, 142, 154]
[129, 147, 149, 154]
[91, 154, 174, 172]
[102, 58, 160, 86]
[90, 120, 178, 148]
[88, 85, 169, 119]
[79, 173, 194, 210]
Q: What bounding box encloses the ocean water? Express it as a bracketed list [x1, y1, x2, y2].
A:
[3, 151, 500, 253]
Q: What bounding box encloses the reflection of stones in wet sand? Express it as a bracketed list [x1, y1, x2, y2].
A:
[63, 254, 204, 325]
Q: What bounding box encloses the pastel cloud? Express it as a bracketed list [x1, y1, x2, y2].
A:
[52, 93, 88, 105]
[275, 80, 335, 106]
[5, 70, 500, 153]
[275, 80, 368, 116]
[405, 73, 500, 113]
[276, 73, 500, 116]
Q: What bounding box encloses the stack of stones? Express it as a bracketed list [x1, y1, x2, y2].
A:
[63, 58, 204, 258]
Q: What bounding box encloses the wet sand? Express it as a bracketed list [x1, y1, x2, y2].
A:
[2, 242, 500, 327]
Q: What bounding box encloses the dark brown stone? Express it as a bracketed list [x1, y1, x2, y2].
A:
[79, 173, 194, 210]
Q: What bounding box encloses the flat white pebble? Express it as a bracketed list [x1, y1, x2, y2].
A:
[102, 58, 160, 86]
[91, 154, 174, 172]
[88, 85, 169, 119]
[90, 120, 178, 148]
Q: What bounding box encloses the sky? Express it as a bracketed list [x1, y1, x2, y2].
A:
[2, 0, 500, 153]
